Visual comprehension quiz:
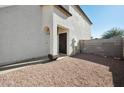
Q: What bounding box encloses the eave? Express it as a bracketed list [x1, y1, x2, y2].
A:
[54, 5, 72, 17]
[75, 5, 93, 25]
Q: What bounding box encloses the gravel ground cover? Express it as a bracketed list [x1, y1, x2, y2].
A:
[0, 54, 123, 87]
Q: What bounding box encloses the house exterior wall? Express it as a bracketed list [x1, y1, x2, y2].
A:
[52, 6, 91, 55]
[0, 5, 91, 65]
[0, 5, 50, 65]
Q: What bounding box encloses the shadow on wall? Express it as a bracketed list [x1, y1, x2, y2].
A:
[72, 53, 124, 87]
[70, 38, 81, 55]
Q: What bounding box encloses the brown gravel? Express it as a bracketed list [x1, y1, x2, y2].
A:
[0, 54, 123, 87]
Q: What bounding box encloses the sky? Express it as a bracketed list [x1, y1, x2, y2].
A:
[80, 5, 124, 38]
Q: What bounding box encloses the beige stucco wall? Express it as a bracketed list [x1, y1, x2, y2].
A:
[0, 5, 50, 65]
[52, 5, 91, 55]
[0, 5, 91, 65]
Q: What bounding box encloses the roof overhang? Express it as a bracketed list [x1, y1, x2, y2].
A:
[0, 5, 92, 24]
[55, 5, 92, 24]
[54, 5, 72, 17]
[75, 5, 93, 25]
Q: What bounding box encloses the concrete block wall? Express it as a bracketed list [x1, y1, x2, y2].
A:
[122, 37, 124, 59]
[80, 37, 124, 59]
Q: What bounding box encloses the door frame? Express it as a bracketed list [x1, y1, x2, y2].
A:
[57, 25, 69, 56]
[58, 32, 67, 54]
[57, 31, 69, 55]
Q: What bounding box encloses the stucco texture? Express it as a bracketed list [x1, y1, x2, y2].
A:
[0, 6, 50, 65]
[52, 6, 91, 55]
[0, 5, 91, 65]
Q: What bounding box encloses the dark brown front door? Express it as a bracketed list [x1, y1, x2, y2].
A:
[59, 33, 67, 54]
